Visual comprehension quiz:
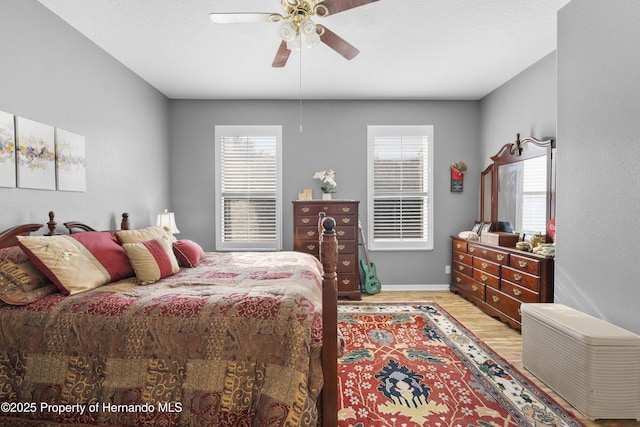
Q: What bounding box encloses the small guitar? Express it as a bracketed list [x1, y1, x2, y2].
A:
[358, 219, 381, 294]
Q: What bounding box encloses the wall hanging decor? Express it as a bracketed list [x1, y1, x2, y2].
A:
[55, 128, 86, 192]
[0, 110, 16, 188]
[450, 160, 467, 192]
[15, 117, 55, 190]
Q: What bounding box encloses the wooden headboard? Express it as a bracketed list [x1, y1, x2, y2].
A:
[64, 212, 130, 234]
[0, 223, 43, 249]
[0, 211, 131, 248]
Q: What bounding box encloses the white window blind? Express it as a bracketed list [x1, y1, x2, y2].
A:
[367, 126, 434, 251]
[215, 126, 282, 251]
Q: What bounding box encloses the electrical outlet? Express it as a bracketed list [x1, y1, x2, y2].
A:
[445, 265, 451, 274]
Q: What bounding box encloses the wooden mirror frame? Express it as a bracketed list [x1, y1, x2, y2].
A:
[480, 165, 493, 223]
[484, 134, 555, 238]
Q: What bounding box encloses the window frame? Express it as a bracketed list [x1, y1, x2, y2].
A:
[366, 125, 434, 251]
[214, 125, 283, 251]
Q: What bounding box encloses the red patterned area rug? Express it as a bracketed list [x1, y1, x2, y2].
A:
[337, 303, 586, 427]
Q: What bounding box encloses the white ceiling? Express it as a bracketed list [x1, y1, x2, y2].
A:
[38, 0, 571, 100]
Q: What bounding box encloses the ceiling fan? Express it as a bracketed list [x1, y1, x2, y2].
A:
[210, 0, 379, 67]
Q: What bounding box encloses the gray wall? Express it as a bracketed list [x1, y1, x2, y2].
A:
[0, 0, 170, 231]
[480, 52, 557, 164]
[556, 0, 640, 334]
[169, 99, 480, 287]
[479, 2, 640, 334]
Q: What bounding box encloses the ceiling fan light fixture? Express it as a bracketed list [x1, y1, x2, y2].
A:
[210, 0, 379, 67]
[279, 21, 297, 42]
[300, 17, 316, 35]
[286, 36, 302, 51]
[303, 31, 320, 49]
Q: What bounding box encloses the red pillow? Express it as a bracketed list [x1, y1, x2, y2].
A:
[172, 240, 205, 268]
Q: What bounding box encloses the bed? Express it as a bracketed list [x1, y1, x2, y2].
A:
[0, 211, 339, 427]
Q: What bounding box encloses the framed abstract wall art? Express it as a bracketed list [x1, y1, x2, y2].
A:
[15, 116, 56, 190]
[55, 128, 86, 192]
[0, 110, 16, 188]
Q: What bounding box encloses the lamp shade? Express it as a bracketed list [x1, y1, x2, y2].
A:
[156, 209, 180, 234]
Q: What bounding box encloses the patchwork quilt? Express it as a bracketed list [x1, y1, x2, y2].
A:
[0, 251, 324, 426]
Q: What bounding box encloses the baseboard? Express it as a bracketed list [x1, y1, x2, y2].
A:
[376, 284, 450, 292]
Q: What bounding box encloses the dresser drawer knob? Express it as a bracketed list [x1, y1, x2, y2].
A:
[459, 255, 465, 260]
[492, 295, 500, 303]
[472, 285, 478, 291]
[456, 243, 462, 249]
[458, 265, 464, 271]
[456, 277, 462, 283]
[337, 230, 345, 236]
[342, 207, 351, 213]
[341, 218, 351, 224]
[342, 279, 351, 285]
[302, 218, 310, 224]
[307, 231, 316, 237]
[338, 244, 345, 250]
[307, 244, 316, 251]
[513, 273, 523, 281]
[497, 254, 505, 261]
[518, 260, 528, 268]
[481, 275, 488, 282]
[469, 247, 476, 253]
[342, 260, 351, 266]
[481, 262, 488, 269]
[513, 288, 522, 296]
[302, 207, 310, 213]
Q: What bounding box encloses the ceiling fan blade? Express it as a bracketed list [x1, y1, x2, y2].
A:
[318, 26, 360, 60]
[272, 41, 292, 68]
[209, 13, 276, 24]
[315, 0, 379, 17]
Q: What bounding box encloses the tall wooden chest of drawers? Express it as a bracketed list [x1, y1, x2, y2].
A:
[450, 236, 554, 329]
[293, 200, 361, 300]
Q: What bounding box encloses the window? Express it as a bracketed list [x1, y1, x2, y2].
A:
[367, 125, 434, 251]
[215, 126, 282, 251]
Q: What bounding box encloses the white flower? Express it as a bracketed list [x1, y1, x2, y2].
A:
[313, 169, 337, 193]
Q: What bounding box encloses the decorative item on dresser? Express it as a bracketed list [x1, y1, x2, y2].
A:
[450, 236, 554, 329]
[293, 200, 361, 300]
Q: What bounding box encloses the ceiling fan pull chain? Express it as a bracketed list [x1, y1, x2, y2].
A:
[299, 46, 304, 133]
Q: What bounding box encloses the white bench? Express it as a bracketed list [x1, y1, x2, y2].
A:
[521, 303, 640, 421]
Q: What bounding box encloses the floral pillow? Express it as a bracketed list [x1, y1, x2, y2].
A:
[0, 246, 58, 305]
[17, 232, 135, 295]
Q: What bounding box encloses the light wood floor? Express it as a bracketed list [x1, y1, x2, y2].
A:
[355, 291, 639, 427]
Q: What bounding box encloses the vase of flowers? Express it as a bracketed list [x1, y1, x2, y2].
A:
[313, 169, 337, 199]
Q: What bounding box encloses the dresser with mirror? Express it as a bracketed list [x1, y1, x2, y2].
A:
[451, 134, 555, 329]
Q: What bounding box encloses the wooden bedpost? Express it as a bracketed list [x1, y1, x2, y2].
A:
[45, 211, 60, 236]
[121, 212, 130, 230]
[319, 213, 338, 427]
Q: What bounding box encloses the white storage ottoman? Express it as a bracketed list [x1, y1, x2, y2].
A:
[521, 303, 640, 421]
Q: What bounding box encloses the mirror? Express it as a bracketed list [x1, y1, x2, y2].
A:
[489, 134, 554, 238]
